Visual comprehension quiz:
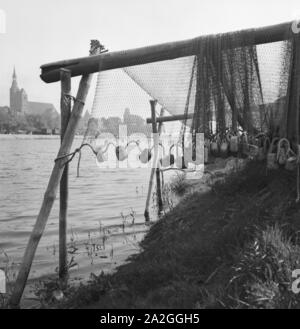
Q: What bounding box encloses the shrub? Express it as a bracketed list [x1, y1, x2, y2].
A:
[169, 174, 189, 197]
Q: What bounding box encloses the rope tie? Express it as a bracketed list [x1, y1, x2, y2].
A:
[62, 93, 85, 106]
[55, 143, 97, 167]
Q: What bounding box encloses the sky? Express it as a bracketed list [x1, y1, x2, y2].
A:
[1, 0, 300, 118]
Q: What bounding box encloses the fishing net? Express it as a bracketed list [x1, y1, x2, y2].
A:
[82, 30, 299, 160]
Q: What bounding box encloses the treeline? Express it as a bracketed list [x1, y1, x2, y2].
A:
[0, 107, 151, 136]
[0, 107, 60, 133]
[84, 108, 151, 138]
[100, 117, 151, 137]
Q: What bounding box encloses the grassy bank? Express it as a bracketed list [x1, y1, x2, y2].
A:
[41, 161, 300, 309]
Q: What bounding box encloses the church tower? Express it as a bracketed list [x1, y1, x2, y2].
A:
[11, 67, 18, 91]
[10, 67, 27, 113]
[10, 67, 20, 113]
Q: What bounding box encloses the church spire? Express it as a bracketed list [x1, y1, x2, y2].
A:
[11, 66, 19, 93]
[13, 66, 17, 80]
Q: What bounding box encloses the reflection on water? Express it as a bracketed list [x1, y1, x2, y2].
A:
[0, 135, 155, 284]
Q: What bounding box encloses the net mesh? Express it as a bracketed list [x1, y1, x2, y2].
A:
[83, 30, 298, 149]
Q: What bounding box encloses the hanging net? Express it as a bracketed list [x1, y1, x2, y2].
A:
[81, 29, 299, 166]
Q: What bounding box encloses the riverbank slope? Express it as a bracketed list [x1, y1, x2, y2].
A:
[45, 161, 300, 309]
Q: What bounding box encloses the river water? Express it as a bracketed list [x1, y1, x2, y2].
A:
[0, 135, 159, 294]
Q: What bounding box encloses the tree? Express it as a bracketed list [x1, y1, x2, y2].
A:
[0, 107, 10, 132]
[101, 117, 122, 137]
[42, 108, 60, 129]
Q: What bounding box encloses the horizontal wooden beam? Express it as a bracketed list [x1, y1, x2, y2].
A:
[146, 113, 194, 124]
[146, 112, 258, 134]
[41, 21, 294, 83]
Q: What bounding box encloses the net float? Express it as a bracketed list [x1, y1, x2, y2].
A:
[277, 138, 290, 166]
[267, 138, 280, 170]
[220, 139, 229, 158]
[139, 148, 152, 164]
[229, 135, 239, 154]
[285, 149, 297, 171]
[115, 146, 128, 161]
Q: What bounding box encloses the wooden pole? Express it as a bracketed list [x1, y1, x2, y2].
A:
[154, 117, 164, 215]
[59, 69, 71, 283]
[40, 21, 294, 83]
[9, 52, 96, 309]
[147, 109, 251, 133]
[147, 113, 194, 124]
[294, 35, 300, 202]
[144, 106, 164, 221]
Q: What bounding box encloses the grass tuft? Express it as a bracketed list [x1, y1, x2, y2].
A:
[227, 224, 300, 309]
[169, 173, 190, 197]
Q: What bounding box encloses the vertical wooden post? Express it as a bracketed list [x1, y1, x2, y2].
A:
[144, 103, 164, 221]
[153, 115, 164, 214]
[9, 45, 97, 308]
[9, 75, 92, 308]
[59, 69, 71, 283]
[294, 35, 300, 202]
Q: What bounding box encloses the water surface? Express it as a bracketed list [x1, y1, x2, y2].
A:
[0, 135, 155, 286]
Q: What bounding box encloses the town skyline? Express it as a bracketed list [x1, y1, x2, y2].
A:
[0, 66, 151, 135]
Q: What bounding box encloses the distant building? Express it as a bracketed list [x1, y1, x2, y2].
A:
[10, 67, 28, 114]
[41, 128, 52, 135]
[123, 108, 145, 127]
[123, 108, 151, 136]
[9, 67, 57, 116]
[52, 128, 60, 135]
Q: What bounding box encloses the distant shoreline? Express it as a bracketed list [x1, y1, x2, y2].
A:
[0, 134, 83, 140]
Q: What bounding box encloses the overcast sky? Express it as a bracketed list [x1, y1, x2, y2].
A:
[1, 0, 300, 116]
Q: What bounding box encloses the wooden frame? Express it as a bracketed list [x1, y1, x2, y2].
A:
[40, 21, 294, 83]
